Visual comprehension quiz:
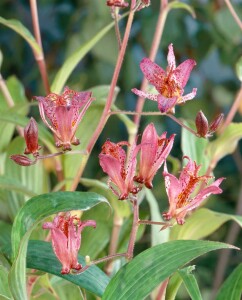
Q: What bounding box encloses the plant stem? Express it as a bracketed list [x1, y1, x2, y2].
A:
[155, 278, 169, 300]
[126, 198, 139, 260]
[109, 110, 165, 116]
[166, 114, 198, 136]
[139, 220, 170, 226]
[70, 9, 135, 191]
[219, 85, 242, 133]
[114, 9, 122, 49]
[29, 0, 50, 94]
[134, 1, 169, 127]
[224, 0, 242, 31]
[105, 214, 123, 274]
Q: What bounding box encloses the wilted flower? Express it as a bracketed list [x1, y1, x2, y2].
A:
[35, 86, 93, 151]
[134, 123, 175, 189]
[132, 43, 197, 113]
[43, 213, 96, 274]
[106, 0, 129, 7]
[162, 156, 224, 225]
[24, 117, 41, 156]
[195, 110, 224, 138]
[10, 154, 36, 166]
[99, 140, 140, 200]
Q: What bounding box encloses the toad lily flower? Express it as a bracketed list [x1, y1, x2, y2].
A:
[35, 86, 94, 151]
[43, 214, 96, 274]
[106, 0, 129, 7]
[163, 156, 225, 225]
[134, 123, 175, 189]
[99, 140, 140, 200]
[132, 43, 197, 113]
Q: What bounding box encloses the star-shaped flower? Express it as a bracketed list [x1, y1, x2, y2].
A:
[132, 43, 197, 113]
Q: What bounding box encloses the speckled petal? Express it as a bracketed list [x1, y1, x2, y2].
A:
[173, 59, 196, 88]
[167, 43, 176, 70]
[140, 58, 165, 89]
[157, 95, 177, 113]
[131, 88, 158, 102]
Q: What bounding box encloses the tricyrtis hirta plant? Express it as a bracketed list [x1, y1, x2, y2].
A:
[1, 0, 241, 299]
[132, 43, 197, 113]
[35, 86, 94, 151]
[43, 214, 96, 274]
[162, 156, 225, 225]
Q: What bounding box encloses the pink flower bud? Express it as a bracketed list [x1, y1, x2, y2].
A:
[195, 110, 209, 138]
[10, 155, 36, 166]
[209, 113, 224, 133]
[106, 0, 129, 7]
[24, 117, 41, 156]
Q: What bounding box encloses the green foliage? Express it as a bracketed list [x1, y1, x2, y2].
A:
[102, 240, 235, 300]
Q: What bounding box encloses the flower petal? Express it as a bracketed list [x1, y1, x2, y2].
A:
[177, 177, 225, 214]
[99, 154, 126, 195]
[163, 162, 182, 204]
[131, 88, 158, 101]
[180, 88, 197, 103]
[173, 59, 196, 88]
[157, 95, 177, 113]
[167, 43, 176, 70]
[140, 58, 165, 88]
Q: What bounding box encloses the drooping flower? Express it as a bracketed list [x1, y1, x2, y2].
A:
[43, 213, 96, 274]
[99, 140, 140, 200]
[24, 117, 41, 156]
[195, 110, 224, 138]
[132, 43, 197, 113]
[35, 86, 94, 151]
[134, 123, 175, 189]
[162, 156, 225, 225]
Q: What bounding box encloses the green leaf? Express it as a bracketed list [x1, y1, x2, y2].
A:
[170, 208, 242, 240]
[215, 264, 242, 300]
[165, 272, 183, 300]
[168, 1, 196, 18]
[236, 56, 242, 82]
[0, 176, 36, 198]
[9, 191, 109, 300]
[181, 120, 210, 174]
[207, 123, 242, 166]
[145, 189, 169, 246]
[51, 20, 116, 94]
[0, 76, 28, 152]
[178, 266, 202, 300]
[27, 240, 110, 297]
[0, 17, 41, 56]
[102, 240, 236, 300]
[0, 265, 12, 300]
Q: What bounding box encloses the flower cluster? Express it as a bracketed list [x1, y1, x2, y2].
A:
[99, 123, 174, 200]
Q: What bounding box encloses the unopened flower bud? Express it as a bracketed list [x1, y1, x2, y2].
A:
[10, 155, 36, 166]
[106, 0, 129, 7]
[209, 113, 224, 133]
[24, 118, 41, 156]
[195, 111, 209, 138]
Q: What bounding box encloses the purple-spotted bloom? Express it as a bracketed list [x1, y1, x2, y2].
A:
[163, 156, 225, 225]
[35, 86, 93, 151]
[43, 214, 96, 274]
[134, 123, 175, 189]
[99, 140, 140, 200]
[132, 43, 197, 113]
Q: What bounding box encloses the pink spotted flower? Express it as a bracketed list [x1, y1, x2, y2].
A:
[134, 123, 175, 189]
[43, 213, 96, 274]
[163, 156, 225, 225]
[132, 43, 197, 113]
[99, 140, 140, 200]
[35, 86, 93, 151]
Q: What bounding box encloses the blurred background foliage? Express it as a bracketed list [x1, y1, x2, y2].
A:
[0, 0, 242, 299]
